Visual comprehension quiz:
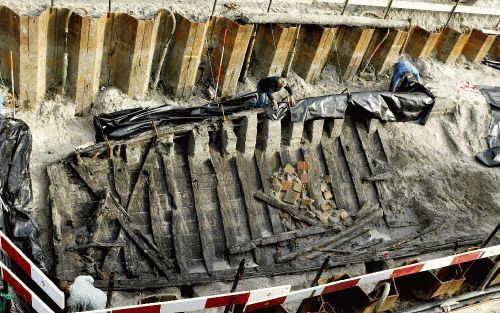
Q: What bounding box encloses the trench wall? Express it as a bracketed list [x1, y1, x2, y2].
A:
[0, 6, 497, 113]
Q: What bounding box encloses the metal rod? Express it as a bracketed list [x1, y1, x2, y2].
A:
[267, 0, 274, 13]
[341, 0, 350, 16]
[295, 256, 331, 313]
[480, 262, 499, 292]
[9, 50, 15, 119]
[384, 0, 394, 19]
[460, 221, 500, 280]
[215, 28, 228, 100]
[211, 0, 218, 19]
[106, 272, 115, 309]
[444, 0, 460, 29]
[108, 0, 112, 14]
[223, 259, 246, 313]
[481, 221, 500, 248]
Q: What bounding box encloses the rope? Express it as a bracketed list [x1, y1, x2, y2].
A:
[358, 28, 390, 76]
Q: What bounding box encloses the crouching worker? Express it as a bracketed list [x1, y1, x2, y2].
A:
[390, 60, 420, 92]
[257, 76, 295, 110]
[66, 276, 107, 312]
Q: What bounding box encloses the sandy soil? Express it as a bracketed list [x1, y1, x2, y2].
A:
[0, 0, 498, 30]
[0, 0, 498, 308]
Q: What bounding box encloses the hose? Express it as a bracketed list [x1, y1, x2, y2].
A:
[152, 9, 177, 91]
[374, 282, 391, 313]
[62, 8, 88, 95]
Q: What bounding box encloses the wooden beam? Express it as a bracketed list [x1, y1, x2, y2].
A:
[436, 27, 471, 64]
[488, 36, 500, 59]
[163, 14, 207, 98]
[362, 28, 408, 74]
[253, 24, 298, 77]
[292, 25, 336, 83]
[318, 0, 500, 16]
[241, 13, 410, 29]
[67, 14, 106, 114]
[462, 29, 496, 63]
[404, 26, 441, 59]
[334, 26, 375, 80]
[209, 17, 253, 98]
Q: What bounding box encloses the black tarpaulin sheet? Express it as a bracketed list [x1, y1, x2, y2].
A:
[476, 86, 500, 167]
[0, 117, 46, 270]
[94, 83, 435, 142]
[478, 85, 500, 110]
[482, 57, 500, 71]
[291, 82, 435, 124]
[94, 93, 258, 142]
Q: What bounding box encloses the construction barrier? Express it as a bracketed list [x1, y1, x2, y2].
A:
[0, 260, 54, 313]
[0, 231, 65, 309]
[86, 285, 292, 313]
[243, 245, 500, 312]
[0, 225, 498, 313]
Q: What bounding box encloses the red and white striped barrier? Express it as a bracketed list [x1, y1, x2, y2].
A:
[87, 285, 292, 313]
[0, 260, 54, 313]
[243, 245, 500, 312]
[0, 231, 65, 309]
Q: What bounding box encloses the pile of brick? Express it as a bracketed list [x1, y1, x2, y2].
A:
[270, 161, 352, 229]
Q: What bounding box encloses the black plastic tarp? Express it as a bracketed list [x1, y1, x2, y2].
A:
[478, 85, 500, 110]
[94, 93, 258, 142]
[482, 57, 500, 71]
[94, 82, 435, 142]
[0, 116, 46, 271]
[291, 81, 435, 124]
[476, 86, 500, 167]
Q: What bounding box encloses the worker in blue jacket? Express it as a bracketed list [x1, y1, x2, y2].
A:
[256, 76, 295, 110]
[390, 60, 421, 92]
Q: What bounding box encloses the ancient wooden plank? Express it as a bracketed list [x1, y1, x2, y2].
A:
[111, 149, 131, 207]
[46, 8, 69, 91]
[70, 154, 110, 195]
[0, 7, 20, 92]
[210, 151, 254, 267]
[158, 140, 203, 274]
[229, 224, 342, 254]
[234, 156, 275, 266]
[147, 171, 169, 253]
[489, 36, 500, 59]
[276, 207, 383, 263]
[254, 191, 319, 226]
[338, 134, 368, 208]
[255, 151, 285, 235]
[319, 137, 350, 212]
[301, 147, 333, 211]
[47, 163, 80, 280]
[95, 235, 483, 290]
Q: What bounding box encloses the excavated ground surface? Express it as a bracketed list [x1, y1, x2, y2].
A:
[0, 1, 498, 309]
[0, 55, 494, 308]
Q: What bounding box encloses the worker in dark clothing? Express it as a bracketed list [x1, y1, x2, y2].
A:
[257, 76, 295, 110]
[390, 60, 420, 92]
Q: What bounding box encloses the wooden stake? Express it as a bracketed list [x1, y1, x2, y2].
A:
[9, 50, 15, 119]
